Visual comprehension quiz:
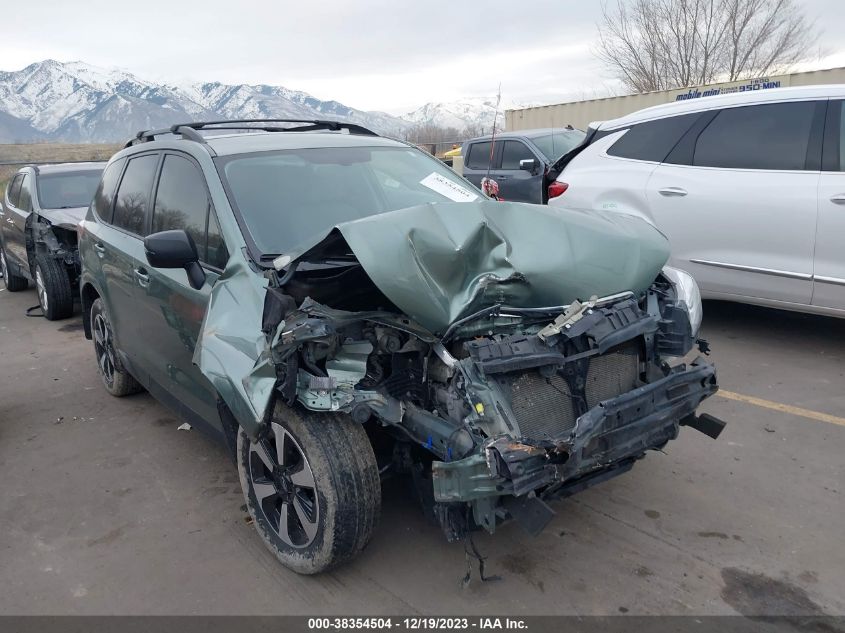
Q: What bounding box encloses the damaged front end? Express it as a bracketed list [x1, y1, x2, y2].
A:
[29, 210, 84, 283]
[195, 201, 724, 542]
[266, 280, 721, 541]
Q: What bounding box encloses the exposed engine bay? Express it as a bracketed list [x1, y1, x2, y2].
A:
[258, 253, 722, 540]
[29, 214, 82, 285]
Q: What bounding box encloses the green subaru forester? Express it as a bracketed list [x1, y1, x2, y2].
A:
[79, 119, 724, 574]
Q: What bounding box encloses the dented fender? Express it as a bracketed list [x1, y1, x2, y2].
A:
[192, 258, 273, 438]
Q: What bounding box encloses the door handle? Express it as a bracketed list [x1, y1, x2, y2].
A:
[5, 218, 14, 224]
[494, 175, 509, 180]
[830, 194, 845, 205]
[134, 267, 150, 287]
[93, 242, 106, 258]
[658, 187, 688, 197]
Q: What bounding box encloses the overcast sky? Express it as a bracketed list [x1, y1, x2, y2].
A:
[2, 0, 844, 114]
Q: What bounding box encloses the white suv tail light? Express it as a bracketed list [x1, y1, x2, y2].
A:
[548, 181, 569, 199]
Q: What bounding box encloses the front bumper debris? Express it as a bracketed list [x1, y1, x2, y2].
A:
[432, 358, 721, 514]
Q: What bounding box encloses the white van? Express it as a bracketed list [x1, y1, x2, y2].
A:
[548, 85, 845, 318]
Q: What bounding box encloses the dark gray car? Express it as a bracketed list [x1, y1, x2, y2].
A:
[0, 162, 105, 319]
[462, 127, 585, 204]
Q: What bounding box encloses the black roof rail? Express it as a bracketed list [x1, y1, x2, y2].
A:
[125, 119, 379, 148]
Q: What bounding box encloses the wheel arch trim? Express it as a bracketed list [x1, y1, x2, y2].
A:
[79, 277, 104, 340]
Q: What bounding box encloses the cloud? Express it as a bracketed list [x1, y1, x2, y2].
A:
[1, 0, 841, 112]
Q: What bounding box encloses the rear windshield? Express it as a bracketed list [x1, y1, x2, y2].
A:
[217, 145, 481, 256]
[37, 170, 104, 209]
[529, 130, 586, 161]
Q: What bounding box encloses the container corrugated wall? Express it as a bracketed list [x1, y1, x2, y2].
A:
[506, 67, 845, 131]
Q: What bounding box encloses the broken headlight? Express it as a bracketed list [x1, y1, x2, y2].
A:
[662, 266, 702, 336]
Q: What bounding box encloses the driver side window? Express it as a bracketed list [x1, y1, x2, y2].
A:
[152, 154, 229, 270]
[500, 140, 535, 170]
[17, 174, 33, 212]
[6, 175, 23, 208]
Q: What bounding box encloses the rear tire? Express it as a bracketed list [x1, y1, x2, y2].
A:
[238, 407, 381, 574]
[0, 244, 28, 292]
[35, 255, 74, 320]
[90, 297, 143, 397]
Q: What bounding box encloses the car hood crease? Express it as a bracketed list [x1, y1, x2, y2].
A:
[39, 206, 88, 229]
[285, 201, 670, 334]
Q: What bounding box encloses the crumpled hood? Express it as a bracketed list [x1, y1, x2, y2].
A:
[40, 206, 87, 229]
[196, 200, 670, 436]
[286, 200, 670, 334]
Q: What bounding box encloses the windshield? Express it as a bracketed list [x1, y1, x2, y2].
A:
[218, 145, 481, 255]
[37, 170, 104, 209]
[529, 130, 586, 161]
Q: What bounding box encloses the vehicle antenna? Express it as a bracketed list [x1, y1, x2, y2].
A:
[484, 83, 502, 185]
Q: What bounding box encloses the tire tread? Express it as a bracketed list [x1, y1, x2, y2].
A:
[36, 255, 74, 320]
[1, 245, 28, 292]
[238, 406, 380, 574]
[90, 298, 144, 397]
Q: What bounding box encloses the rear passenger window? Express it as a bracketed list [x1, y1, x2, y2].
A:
[92, 158, 126, 222]
[839, 102, 845, 171]
[153, 155, 228, 269]
[113, 155, 158, 235]
[607, 113, 701, 162]
[7, 175, 23, 207]
[466, 142, 493, 170]
[693, 102, 816, 170]
[837, 101, 845, 172]
[500, 141, 535, 169]
[17, 174, 33, 212]
[822, 100, 845, 172]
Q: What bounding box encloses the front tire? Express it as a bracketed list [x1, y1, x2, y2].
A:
[35, 255, 74, 320]
[237, 407, 381, 574]
[90, 297, 143, 396]
[0, 244, 28, 292]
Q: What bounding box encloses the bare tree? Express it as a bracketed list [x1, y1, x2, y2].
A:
[402, 123, 464, 144]
[596, 0, 815, 93]
[462, 122, 488, 138]
[720, 0, 814, 80]
[402, 123, 473, 156]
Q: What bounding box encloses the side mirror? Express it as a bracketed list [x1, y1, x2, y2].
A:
[144, 229, 206, 290]
[519, 158, 538, 173]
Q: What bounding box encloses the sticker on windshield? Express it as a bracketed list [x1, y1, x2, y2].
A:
[420, 172, 478, 202]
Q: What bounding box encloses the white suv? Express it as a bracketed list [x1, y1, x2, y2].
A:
[548, 85, 845, 319]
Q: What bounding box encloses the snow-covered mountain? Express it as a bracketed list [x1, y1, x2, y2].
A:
[0, 60, 412, 143]
[183, 82, 407, 137]
[0, 110, 44, 142]
[0, 60, 509, 143]
[402, 97, 517, 133]
[0, 60, 213, 143]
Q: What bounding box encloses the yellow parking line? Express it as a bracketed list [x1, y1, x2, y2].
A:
[717, 390, 845, 427]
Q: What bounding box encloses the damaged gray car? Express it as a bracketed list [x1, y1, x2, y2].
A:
[1, 162, 105, 319]
[78, 120, 724, 574]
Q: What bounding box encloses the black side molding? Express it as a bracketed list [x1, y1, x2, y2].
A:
[681, 413, 726, 440]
